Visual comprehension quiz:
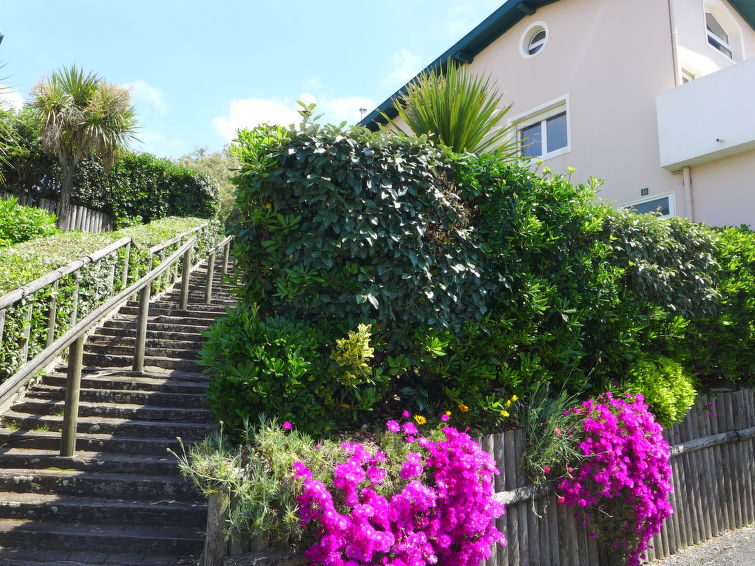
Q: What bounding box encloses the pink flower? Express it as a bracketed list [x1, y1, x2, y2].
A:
[543, 466, 551, 474]
[441, 414, 450, 422]
[282, 421, 293, 431]
[402, 410, 411, 418]
[386, 420, 401, 434]
[557, 496, 565, 503]
[402, 422, 418, 435]
[554, 427, 562, 435]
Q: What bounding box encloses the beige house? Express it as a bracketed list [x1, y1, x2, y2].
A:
[361, 0, 755, 228]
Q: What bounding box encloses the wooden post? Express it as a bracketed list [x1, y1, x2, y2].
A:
[205, 251, 216, 304]
[121, 241, 131, 290]
[70, 273, 80, 328]
[60, 336, 85, 457]
[180, 244, 193, 310]
[202, 492, 230, 566]
[222, 240, 231, 276]
[132, 284, 151, 373]
[0, 308, 6, 345]
[46, 280, 59, 346]
[20, 300, 34, 364]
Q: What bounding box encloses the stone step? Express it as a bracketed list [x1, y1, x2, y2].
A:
[12, 399, 210, 423]
[94, 326, 206, 342]
[82, 352, 200, 372]
[84, 343, 200, 361]
[0, 492, 206, 526]
[0, 448, 184, 475]
[0, 548, 197, 566]
[129, 300, 231, 313]
[43, 370, 208, 390]
[30, 384, 207, 407]
[103, 319, 213, 333]
[0, 469, 199, 501]
[88, 335, 205, 350]
[1, 412, 213, 440]
[0, 429, 181, 455]
[118, 306, 224, 320]
[0, 519, 203, 555]
[108, 313, 217, 328]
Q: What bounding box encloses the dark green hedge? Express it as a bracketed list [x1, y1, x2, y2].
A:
[0, 109, 218, 226]
[204, 122, 751, 434]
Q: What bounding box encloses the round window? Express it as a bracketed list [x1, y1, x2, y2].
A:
[520, 22, 549, 58]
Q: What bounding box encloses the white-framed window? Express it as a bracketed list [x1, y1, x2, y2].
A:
[519, 22, 549, 58]
[681, 68, 695, 83]
[510, 96, 570, 160]
[622, 193, 676, 218]
[706, 12, 734, 59]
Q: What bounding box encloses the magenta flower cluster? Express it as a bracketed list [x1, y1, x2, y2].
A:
[557, 392, 673, 566]
[294, 419, 505, 565]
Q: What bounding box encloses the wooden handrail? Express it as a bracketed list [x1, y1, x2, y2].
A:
[0, 237, 197, 411]
[148, 224, 206, 256]
[0, 237, 132, 311]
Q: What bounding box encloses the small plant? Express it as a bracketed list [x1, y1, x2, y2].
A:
[330, 324, 375, 386]
[624, 355, 697, 427]
[0, 197, 59, 248]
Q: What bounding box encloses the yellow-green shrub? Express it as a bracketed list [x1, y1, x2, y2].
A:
[625, 356, 697, 427]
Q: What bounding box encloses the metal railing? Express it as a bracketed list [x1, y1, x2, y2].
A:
[0, 226, 232, 457]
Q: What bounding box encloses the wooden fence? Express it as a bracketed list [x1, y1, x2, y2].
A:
[1, 192, 114, 232]
[204, 388, 755, 566]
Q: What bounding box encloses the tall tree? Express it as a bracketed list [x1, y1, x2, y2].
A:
[385, 63, 519, 156]
[175, 146, 239, 220]
[31, 66, 137, 228]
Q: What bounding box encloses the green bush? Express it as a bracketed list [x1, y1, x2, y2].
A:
[624, 355, 697, 427]
[0, 197, 59, 247]
[0, 217, 221, 380]
[206, 120, 734, 434]
[684, 226, 755, 384]
[201, 304, 393, 436]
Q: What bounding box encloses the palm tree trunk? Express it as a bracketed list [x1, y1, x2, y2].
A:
[57, 165, 75, 230]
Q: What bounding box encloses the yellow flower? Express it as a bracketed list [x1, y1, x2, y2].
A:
[264, 203, 272, 209]
[505, 400, 512, 408]
[511, 395, 519, 402]
[340, 403, 351, 408]
[445, 410, 452, 416]
[500, 410, 510, 418]
[414, 415, 427, 425]
[458, 403, 469, 412]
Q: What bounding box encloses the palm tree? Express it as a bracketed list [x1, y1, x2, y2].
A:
[31, 66, 137, 228]
[384, 63, 520, 157]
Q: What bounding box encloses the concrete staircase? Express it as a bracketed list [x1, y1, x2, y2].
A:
[0, 261, 236, 565]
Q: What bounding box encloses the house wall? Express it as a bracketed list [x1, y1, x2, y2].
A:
[690, 148, 755, 228]
[468, 0, 685, 213]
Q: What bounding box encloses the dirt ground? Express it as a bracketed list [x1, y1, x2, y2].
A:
[652, 526, 755, 565]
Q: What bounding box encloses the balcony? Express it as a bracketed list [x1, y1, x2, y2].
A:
[656, 57, 755, 171]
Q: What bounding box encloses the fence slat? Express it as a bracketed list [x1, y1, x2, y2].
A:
[503, 431, 519, 566]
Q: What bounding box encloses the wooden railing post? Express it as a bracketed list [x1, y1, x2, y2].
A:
[46, 280, 59, 347]
[180, 244, 193, 310]
[121, 240, 131, 289]
[132, 284, 151, 373]
[221, 240, 230, 276]
[20, 300, 34, 364]
[60, 336, 85, 457]
[205, 251, 216, 304]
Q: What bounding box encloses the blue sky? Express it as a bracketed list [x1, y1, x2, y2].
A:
[0, 0, 502, 158]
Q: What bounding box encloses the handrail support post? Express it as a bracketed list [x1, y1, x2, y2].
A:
[180, 245, 193, 310]
[205, 251, 216, 304]
[221, 240, 230, 276]
[60, 336, 85, 457]
[132, 284, 151, 372]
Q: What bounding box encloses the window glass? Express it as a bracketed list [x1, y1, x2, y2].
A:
[625, 197, 670, 216]
[528, 30, 547, 54]
[521, 122, 542, 158]
[706, 13, 728, 43]
[546, 112, 568, 153]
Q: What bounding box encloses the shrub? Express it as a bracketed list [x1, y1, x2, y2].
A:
[212, 120, 733, 434]
[624, 355, 697, 428]
[684, 226, 755, 384]
[0, 197, 59, 247]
